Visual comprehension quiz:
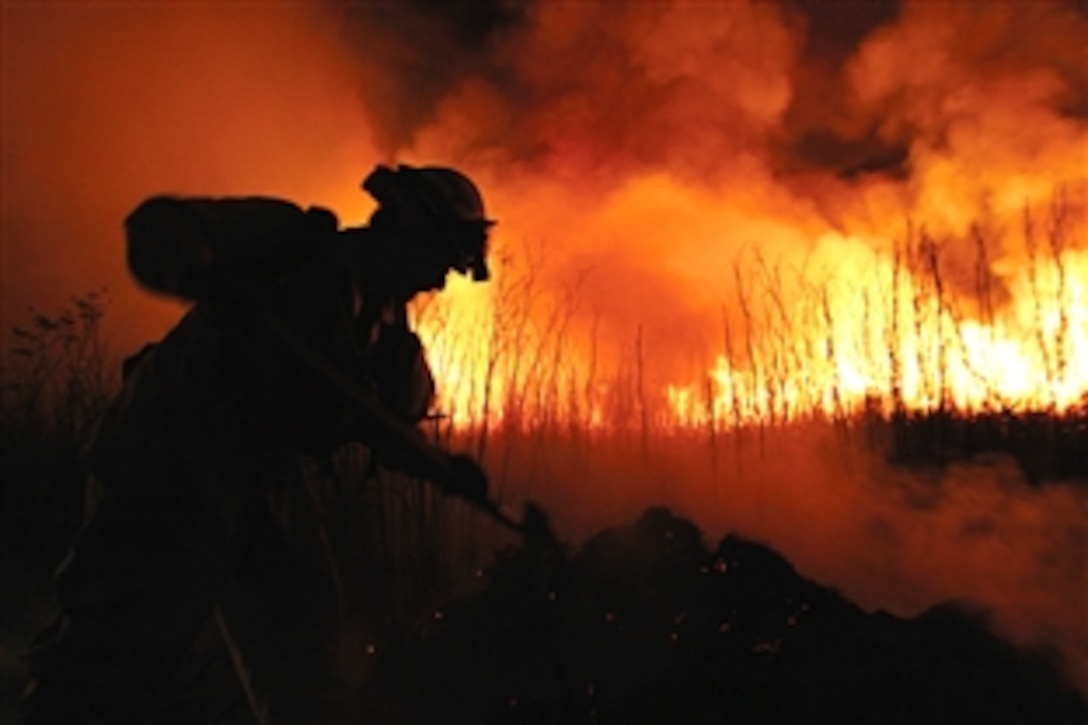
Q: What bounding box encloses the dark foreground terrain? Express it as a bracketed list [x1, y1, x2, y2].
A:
[364, 507, 1086, 724]
[3, 507, 1085, 724]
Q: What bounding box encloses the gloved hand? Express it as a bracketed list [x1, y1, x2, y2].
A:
[443, 454, 489, 502]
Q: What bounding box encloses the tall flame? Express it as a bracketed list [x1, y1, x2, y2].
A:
[361, 1, 1088, 433]
[668, 237, 1088, 428]
[415, 192, 1087, 432]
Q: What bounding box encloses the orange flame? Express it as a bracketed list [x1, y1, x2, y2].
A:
[668, 242, 1088, 428]
[416, 196, 1087, 432]
[385, 1, 1088, 436]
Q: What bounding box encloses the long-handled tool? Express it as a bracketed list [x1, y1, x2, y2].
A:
[260, 313, 550, 539]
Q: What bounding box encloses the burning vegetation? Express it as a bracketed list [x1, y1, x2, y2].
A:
[3, 0, 1088, 721]
[371, 1, 1088, 433]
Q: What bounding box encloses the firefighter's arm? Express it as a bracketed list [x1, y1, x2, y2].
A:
[368, 320, 436, 423]
[361, 329, 485, 500]
[377, 430, 489, 502]
[256, 311, 488, 502]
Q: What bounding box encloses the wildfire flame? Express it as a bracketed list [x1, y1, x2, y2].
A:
[416, 195, 1087, 431]
[669, 242, 1088, 427]
[371, 1, 1088, 434]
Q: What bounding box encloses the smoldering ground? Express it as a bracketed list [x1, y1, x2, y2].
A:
[4, 0, 1086, 703]
[477, 421, 1088, 694]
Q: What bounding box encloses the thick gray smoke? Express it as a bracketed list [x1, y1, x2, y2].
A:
[338, 0, 1086, 183]
[340, 0, 532, 153]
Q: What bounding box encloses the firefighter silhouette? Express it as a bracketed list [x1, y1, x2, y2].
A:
[22, 165, 495, 724]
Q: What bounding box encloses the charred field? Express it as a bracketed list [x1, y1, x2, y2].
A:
[380, 410, 1088, 724]
[364, 504, 1086, 724]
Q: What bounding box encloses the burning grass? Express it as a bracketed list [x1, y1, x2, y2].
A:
[419, 198, 1087, 435]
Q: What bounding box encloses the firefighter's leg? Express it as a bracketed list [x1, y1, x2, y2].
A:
[21, 495, 222, 724]
[215, 494, 364, 724]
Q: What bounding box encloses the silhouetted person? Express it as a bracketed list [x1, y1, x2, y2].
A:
[22, 164, 495, 724]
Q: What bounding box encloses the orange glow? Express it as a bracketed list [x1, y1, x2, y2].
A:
[416, 198, 1087, 432]
[668, 243, 1088, 427]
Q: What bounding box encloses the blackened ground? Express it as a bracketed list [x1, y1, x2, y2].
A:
[4, 505, 1085, 724]
[365, 507, 1087, 724]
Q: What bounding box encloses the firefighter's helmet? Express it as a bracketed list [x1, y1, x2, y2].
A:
[363, 164, 494, 281]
